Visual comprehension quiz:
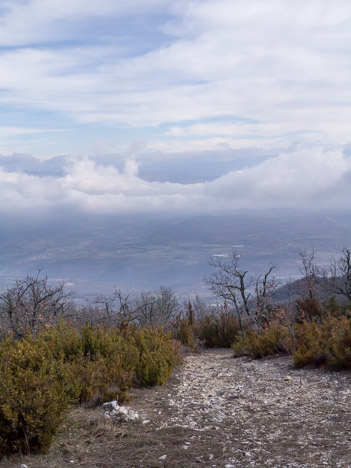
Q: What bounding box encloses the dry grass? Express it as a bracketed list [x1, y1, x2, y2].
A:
[1, 406, 225, 468]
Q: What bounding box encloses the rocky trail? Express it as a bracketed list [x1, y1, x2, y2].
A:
[3, 349, 351, 468]
[130, 349, 351, 467]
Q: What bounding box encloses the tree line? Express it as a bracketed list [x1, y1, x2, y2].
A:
[0, 246, 351, 346]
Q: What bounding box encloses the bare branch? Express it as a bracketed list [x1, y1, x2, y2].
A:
[0, 271, 71, 337]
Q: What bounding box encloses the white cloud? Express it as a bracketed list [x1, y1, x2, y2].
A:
[0, 0, 351, 151]
[207, 145, 351, 209]
[0, 145, 350, 219]
[0, 126, 60, 137]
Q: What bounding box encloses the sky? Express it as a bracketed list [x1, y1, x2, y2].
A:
[1, 0, 351, 216]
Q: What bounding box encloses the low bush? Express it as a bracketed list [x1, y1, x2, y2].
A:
[132, 328, 180, 386]
[34, 323, 130, 404]
[172, 316, 196, 350]
[292, 320, 326, 368]
[293, 314, 351, 369]
[232, 325, 290, 359]
[196, 310, 241, 348]
[0, 322, 179, 457]
[295, 297, 325, 323]
[0, 338, 74, 456]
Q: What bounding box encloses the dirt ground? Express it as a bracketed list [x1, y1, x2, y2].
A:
[2, 348, 351, 468]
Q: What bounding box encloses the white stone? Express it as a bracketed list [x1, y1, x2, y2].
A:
[111, 401, 119, 410]
[102, 401, 139, 422]
[119, 406, 129, 416]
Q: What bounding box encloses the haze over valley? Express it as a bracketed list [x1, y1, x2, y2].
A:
[2, 188, 351, 301]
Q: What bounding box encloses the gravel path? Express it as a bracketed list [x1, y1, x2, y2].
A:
[132, 348, 351, 467]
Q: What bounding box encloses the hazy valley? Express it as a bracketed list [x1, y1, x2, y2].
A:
[2, 211, 351, 302]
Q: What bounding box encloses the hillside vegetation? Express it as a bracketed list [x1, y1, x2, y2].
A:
[0, 322, 179, 457]
[0, 247, 351, 460]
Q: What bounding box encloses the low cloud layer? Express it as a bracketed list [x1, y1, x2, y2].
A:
[1, 145, 350, 223]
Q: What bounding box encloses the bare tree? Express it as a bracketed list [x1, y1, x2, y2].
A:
[134, 290, 157, 328]
[191, 295, 208, 321]
[93, 285, 179, 330]
[298, 248, 319, 300]
[135, 286, 180, 329]
[204, 252, 279, 336]
[204, 252, 254, 337]
[253, 265, 280, 328]
[94, 288, 145, 327]
[0, 271, 70, 338]
[317, 246, 351, 303]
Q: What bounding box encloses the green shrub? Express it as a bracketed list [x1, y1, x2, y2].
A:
[0, 322, 180, 457]
[197, 311, 241, 348]
[133, 328, 179, 386]
[37, 323, 139, 403]
[326, 314, 351, 369]
[172, 317, 196, 350]
[39, 320, 82, 361]
[0, 338, 73, 456]
[293, 314, 351, 369]
[293, 320, 326, 368]
[232, 326, 289, 359]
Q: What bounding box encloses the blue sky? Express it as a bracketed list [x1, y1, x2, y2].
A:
[1, 0, 351, 158]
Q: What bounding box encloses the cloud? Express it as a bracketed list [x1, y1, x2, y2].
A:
[0, 0, 351, 153]
[207, 145, 351, 209]
[0, 145, 350, 223]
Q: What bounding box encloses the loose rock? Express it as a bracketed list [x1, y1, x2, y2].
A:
[102, 400, 139, 422]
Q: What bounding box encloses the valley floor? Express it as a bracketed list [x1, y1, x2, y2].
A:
[3, 349, 351, 467]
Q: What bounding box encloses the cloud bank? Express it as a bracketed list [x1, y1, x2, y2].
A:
[1, 145, 350, 222]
